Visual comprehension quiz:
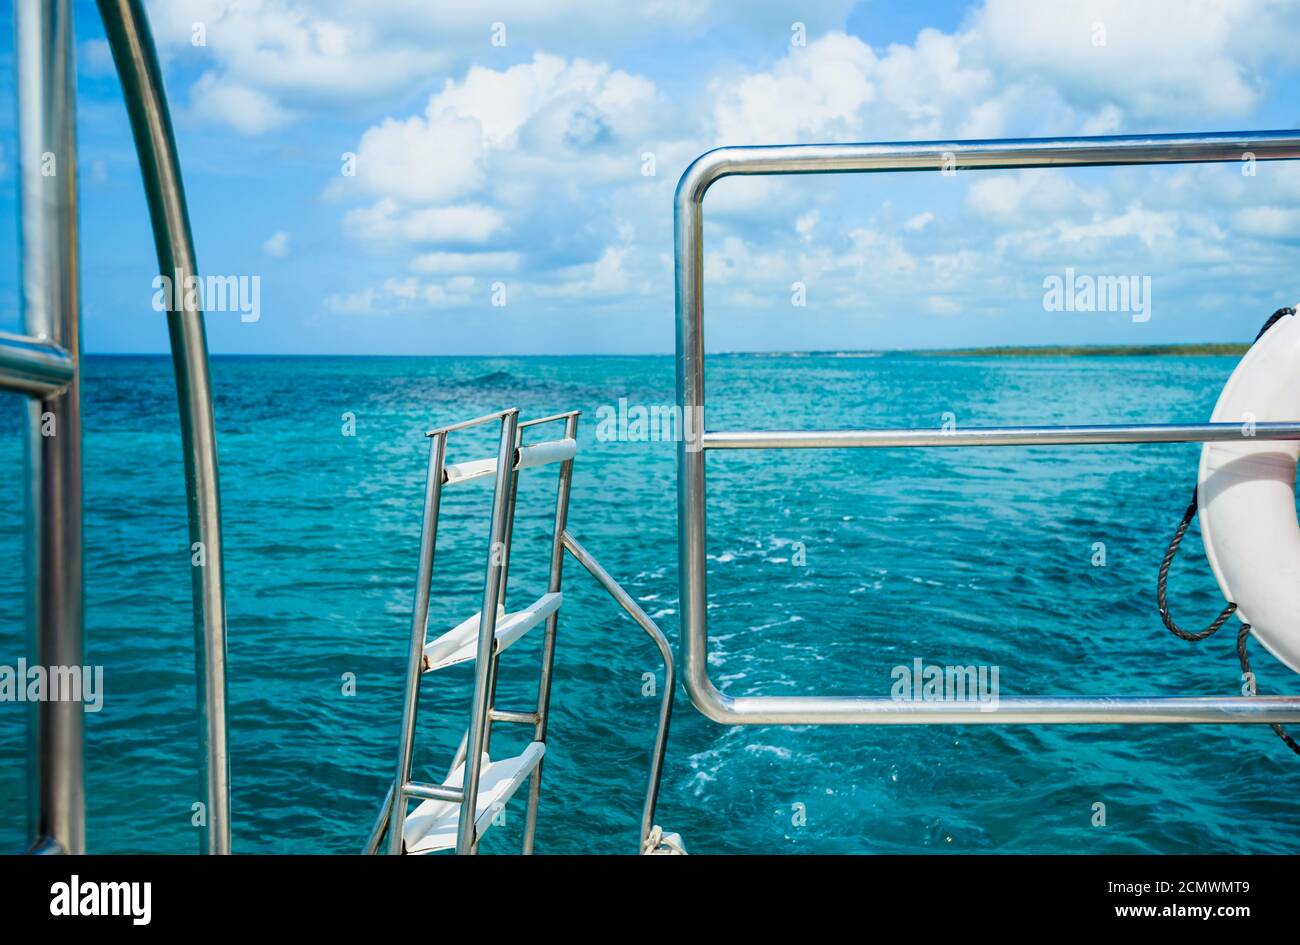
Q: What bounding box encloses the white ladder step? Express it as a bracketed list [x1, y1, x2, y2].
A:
[402, 741, 546, 854]
[442, 437, 577, 485]
[422, 592, 562, 672]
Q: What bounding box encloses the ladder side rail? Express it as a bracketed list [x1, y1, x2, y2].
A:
[473, 420, 525, 851]
[17, 0, 83, 856]
[522, 412, 579, 854]
[478, 423, 522, 772]
[97, 0, 230, 852]
[386, 432, 448, 853]
[363, 781, 394, 855]
[456, 411, 520, 854]
[675, 131, 1300, 728]
[560, 531, 674, 852]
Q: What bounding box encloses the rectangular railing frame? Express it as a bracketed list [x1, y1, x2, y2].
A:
[674, 130, 1300, 726]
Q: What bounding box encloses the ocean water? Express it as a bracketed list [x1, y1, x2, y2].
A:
[1, 352, 1298, 855]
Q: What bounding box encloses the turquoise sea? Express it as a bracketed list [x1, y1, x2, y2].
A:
[1, 352, 1298, 854]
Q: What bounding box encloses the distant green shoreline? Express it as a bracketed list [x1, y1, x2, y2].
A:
[914, 342, 1249, 357]
[732, 342, 1249, 358]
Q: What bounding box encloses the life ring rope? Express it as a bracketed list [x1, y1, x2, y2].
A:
[1156, 306, 1300, 757]
[1156, 490, 1238, 641]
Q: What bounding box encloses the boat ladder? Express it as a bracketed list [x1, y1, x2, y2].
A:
[363, 408, 680, 855]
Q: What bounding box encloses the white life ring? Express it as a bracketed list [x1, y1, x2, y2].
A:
[1198, 309, 1300, 674]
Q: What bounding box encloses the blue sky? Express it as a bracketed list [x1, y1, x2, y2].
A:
[2, 0, 1300, 355]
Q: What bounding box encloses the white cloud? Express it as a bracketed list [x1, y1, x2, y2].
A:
[332, 51, 661, 311]
[353, 112, 485, 204]
[410, 252, 521, 275]
[710, 1, 1300, 150]
[145, 0, 838, 134]
[267, 0, 1300, 336]
[342, 200, 506, 246]
[190, 72, 293, 135]
[967, 170, 1106, 223]
[971, 0, 1297, 123]
[1054, 206, 1180, 251]
[712, 33, 878, 144]
[263, 231, 290, 257]
[324, 276, 478, 315]
[1232, 206, 1300, 240]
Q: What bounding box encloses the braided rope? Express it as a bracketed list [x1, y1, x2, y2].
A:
[1156, 490, 1237, 640]
[1236, 623, 1300, 755]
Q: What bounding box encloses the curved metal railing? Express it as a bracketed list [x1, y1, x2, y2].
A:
[4, 0, 229, 853]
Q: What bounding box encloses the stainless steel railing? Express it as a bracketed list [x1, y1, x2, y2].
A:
[674, 130, 1300, 727]
[3, 0, 229, 853]
[560, 531, 674, 849]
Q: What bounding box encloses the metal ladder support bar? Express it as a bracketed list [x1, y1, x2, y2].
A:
[385, 431, 447, 853]
[0, 331, 74, 397]
[425, 408, 516, 438]
[561, 531, 675, 851]
[519, 409, 581, 429]
[704, 422, 1300, 450]
[489, 709, 541, 725]
[456, 410, 520, 854]
[521, 412, 580, 853]
[402, 781, 465, 803]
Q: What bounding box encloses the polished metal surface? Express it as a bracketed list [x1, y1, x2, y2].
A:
[704, 422, 1300, 450]
[426, 408, 515, 437]
[0, 330, 74, 397]
[363, 782, 394, 855]
[685, 691, 1300, 725]
[456, 411, 519, 854]
[18, 0, 83, 856]
[522, 412, 578, 854]
[96, 0, 231, 852]
[675, 130, 1300, 726]
[489, 708, 540, 726]
[403, 781, 465, 803]
[561, 531, 675, 848]
[386, 432, 447, 854]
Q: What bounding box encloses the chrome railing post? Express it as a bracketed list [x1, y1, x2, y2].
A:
[17, 0, 83, 856]
[385, 432, 447, 854]
[477, 424, 522, 826]
[96, 0, 231, 852]
[455, 410, 519, 854]
[522, 412, 579, 854]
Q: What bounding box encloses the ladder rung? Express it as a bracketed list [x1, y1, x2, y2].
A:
[422, 592, 562, 672]
[402, 742, 546, 854]
[442, 437, 577, 485]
